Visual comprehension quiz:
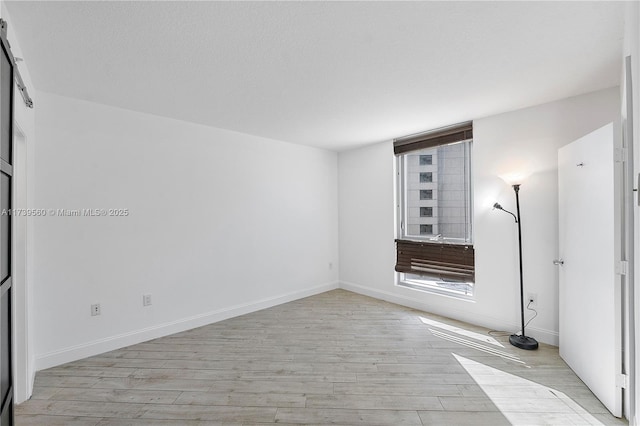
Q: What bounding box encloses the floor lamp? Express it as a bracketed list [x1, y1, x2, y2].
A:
[494, 184, 539, 350]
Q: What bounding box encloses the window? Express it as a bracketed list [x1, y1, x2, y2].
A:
[394, 122, 474, 297]
[419, 189, 433, 200]
[419, 224, 433, 235]
[420, 207, 433, 217]
[419, 154, 432, 165]
[419, 172, 433, 183]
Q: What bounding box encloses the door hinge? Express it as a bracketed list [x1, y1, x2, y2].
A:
[400, 220, 405, 230]
[615, 261, 629, 276]
[614, 147, 627, 163]
[616, 373, 628, 389]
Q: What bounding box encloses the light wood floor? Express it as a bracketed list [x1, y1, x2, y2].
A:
[16, 289, 628, 425]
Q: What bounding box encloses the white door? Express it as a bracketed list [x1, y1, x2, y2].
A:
[558, 122, 622, 417]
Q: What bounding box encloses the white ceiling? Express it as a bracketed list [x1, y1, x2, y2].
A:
[5, 1, 625, 151]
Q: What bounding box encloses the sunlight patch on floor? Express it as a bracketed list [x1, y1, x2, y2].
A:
[419, 316, 504, 347]
[453, 354, 604, 425]
[425, 326, 524, 364]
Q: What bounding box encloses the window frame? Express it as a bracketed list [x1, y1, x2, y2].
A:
[395, 138, 474, 299]
[396, 140, 474, 245]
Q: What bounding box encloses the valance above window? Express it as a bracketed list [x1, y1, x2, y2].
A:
[393, 121, 472, 155]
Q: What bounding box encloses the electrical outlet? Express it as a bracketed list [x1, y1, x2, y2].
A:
[91, 303, 101, 316]
[527, 293, 537, 307]
[143, 294, 152, 306]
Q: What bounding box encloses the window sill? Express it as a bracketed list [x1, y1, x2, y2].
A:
[397, 276, 475, 301]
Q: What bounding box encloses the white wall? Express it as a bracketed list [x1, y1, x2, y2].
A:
[339, 87, 620, 345]
[32, 92, 339, 370]
[0, 2, 37, 404]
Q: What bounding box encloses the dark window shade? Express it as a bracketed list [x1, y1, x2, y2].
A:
[395, 239, 474, 282]
[393, 121, 472, 155]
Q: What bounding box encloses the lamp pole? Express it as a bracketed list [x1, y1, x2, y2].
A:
[509, 184, 538, 350]
[493, 184, 539, 350]
[514, 185, 526, 340]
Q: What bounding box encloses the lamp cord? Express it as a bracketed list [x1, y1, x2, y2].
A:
[524, 300, 538, 329]
[488, 300, 538, 337]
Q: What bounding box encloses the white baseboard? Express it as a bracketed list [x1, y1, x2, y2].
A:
[339, 280, 559, 346]
[35, 281, 339, 371]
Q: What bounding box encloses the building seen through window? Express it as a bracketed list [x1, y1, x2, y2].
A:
[419, 154, 433, 165]
[404, 142, 471, 241]
[420, 207, 433, 217]
[420, 172, 433, 183]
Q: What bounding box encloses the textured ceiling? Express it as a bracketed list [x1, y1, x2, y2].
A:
[4, 1, 625, 151]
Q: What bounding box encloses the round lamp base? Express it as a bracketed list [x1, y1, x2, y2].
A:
[509, 334, 539, 350]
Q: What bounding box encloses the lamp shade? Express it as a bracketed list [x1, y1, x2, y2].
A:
[499, 171, 530, 186]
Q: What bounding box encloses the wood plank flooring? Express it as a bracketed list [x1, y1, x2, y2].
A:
[15, 289, 628, 425]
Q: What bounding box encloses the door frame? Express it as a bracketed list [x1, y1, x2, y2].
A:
[0, 17, 35, 409]
[11, 122, 29, 404]
[622, 54, 636, 425]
